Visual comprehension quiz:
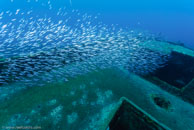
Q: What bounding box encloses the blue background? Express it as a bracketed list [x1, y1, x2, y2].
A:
[0, 0, 194, 49]
[73, 0, 194, 49]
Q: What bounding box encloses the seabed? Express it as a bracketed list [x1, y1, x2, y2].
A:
[0, 40, 194, 130]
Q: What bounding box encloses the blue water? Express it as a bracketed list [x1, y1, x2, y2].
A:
[0, 0, 194, 49]
[75, 0, 194, 49]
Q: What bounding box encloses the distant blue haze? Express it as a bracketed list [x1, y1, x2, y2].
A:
[73, 0, 194, 49]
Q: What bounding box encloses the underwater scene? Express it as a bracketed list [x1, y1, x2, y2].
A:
[0, 0, 194, 130]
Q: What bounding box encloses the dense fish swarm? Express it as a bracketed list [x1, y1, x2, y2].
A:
[0, 0, 169, 86]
